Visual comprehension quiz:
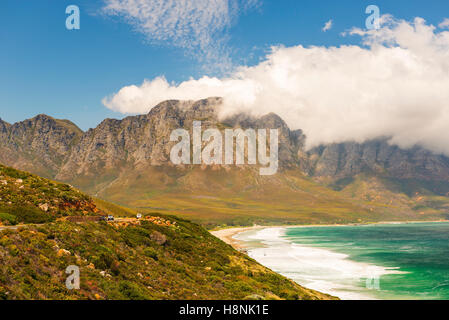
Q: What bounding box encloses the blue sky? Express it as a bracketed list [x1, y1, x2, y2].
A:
[1, 0, 449, 130]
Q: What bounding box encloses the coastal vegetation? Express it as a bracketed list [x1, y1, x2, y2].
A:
[0, 164, 334, 300]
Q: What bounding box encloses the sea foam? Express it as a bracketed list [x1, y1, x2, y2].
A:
[234, 227, 405, 300]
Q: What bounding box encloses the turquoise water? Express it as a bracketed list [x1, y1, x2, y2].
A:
[284, 222, 449, 300]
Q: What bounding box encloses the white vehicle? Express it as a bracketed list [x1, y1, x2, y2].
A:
[136, 213, 142, 219]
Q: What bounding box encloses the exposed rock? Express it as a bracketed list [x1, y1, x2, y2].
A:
[243, 294, 265, 300]
[99, 270, 111, 277]
[306, 139, 449, 181]
[38, 203, 49, 212]
[0, 114, 82, 178]
[56, 249, 71, 257]
[150, 231, 167, 245]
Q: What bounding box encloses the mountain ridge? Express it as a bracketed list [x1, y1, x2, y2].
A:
[2, 98, 449, 226]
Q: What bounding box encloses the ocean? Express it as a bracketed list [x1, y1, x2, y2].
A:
[234, 222, 449, 300]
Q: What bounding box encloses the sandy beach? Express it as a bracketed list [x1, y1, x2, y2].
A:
[210, 226, 262, 250]
[210, 220, 449, 250]
[211, 222, 449, 300]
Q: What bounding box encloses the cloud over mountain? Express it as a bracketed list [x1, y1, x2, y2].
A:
[103, 15, 449, 155]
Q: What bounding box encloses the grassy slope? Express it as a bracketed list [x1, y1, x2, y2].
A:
[0, 164, 101, 225]
[0, 164, 334, 300]
[91, 166, 376, 228]
[334, 174, 449, 221]
[81, 166, 449, 228]
[0, 213, 334, 300]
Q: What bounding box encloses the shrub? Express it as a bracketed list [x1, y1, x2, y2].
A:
[143, 247, 158, 260]
[93, 253, 114, 270]
[0, 213, 17, 225]
[150, 231, 167, 245]
[118, 281, 148, 300]
[0, 205, 54, 224]
[1, 167, 29, 179]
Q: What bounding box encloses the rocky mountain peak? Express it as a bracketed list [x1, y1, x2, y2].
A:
[2, 98, 449, 201]
[0, 113, 83, 178]
[0, 118, 10, 131]
[147, 97, 222, 123]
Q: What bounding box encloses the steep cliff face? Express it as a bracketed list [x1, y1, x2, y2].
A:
[306, 139, 449, 182]
[0, 118, 11, 142]
[56, 98, 222, 181]
[222, 112, 303, 167]
[0, 114, 82, 177]
[55, 97, 302, 186]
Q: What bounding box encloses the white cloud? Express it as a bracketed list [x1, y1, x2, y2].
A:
[322, 19, 333, 32]
[439, 18, 449, 29]
[101, 0, 259, 70]
[103, 15, 449, 156]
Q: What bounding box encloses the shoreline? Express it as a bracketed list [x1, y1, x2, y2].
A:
[210, 219, 449, 251]
[210, 226, 263, 250]
[211, 220, 449, 300]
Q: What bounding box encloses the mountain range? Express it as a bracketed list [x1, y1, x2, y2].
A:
[2, 97, 449, 226]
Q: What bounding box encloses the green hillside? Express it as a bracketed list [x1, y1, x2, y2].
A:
[83, 166, 449, 228]
[0, 164, 334, 300]
[0, 164, 101, 225]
